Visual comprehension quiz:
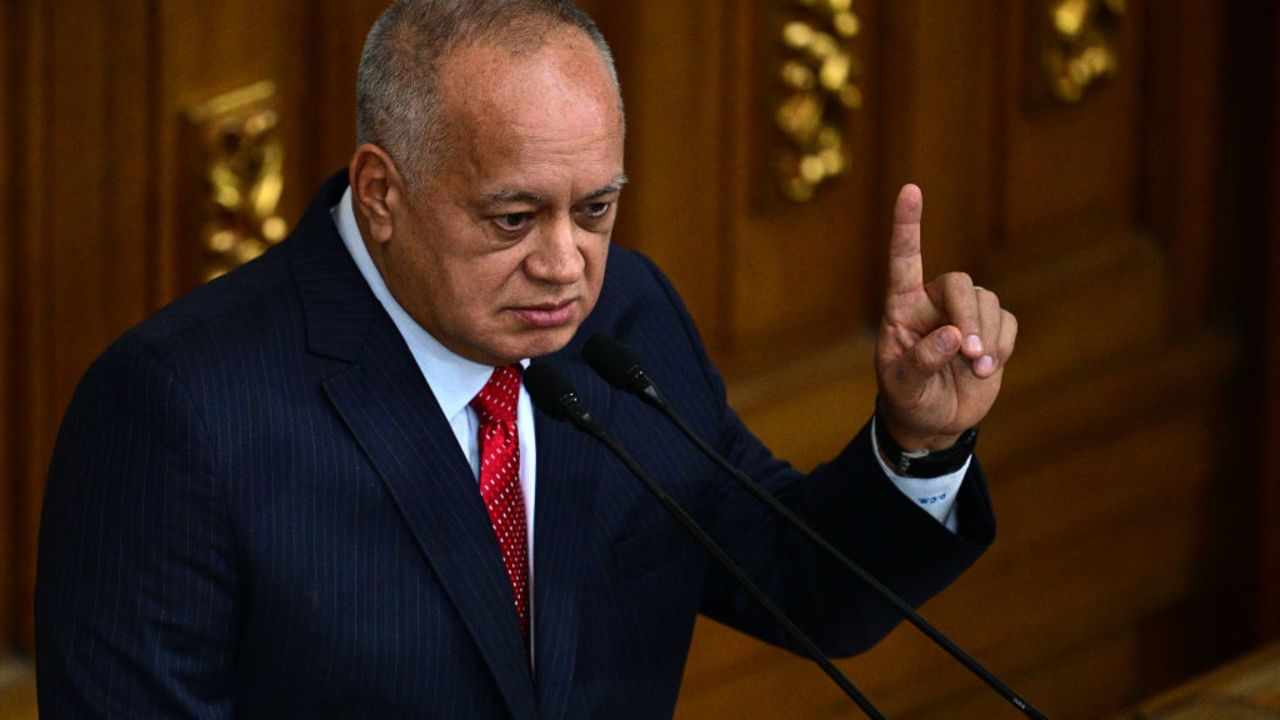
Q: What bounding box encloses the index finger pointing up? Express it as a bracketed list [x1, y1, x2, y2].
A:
[887, 183, 925, 296]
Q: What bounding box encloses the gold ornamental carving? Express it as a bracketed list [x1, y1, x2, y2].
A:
[185, 81, 288, 282]
[1043, 0, 1126, 104]
[775, 0, 864, 202]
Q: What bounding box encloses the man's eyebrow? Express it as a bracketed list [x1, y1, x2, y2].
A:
[481, 175, 628, 207]
[483, 189, 547, 206]
[585, 174, 629, 200]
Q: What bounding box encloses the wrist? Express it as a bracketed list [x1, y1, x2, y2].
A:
[882, 425, 962, 453]
[874, 396, 977, 477]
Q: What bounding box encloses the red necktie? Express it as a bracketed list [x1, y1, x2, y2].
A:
[470, 365, 530, 642]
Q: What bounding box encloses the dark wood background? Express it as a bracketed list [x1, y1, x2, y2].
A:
[3, 1, 1278, 717]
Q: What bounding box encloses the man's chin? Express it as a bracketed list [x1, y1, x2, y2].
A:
[470, 325, 581, 366]
[516, 325, 580, 361]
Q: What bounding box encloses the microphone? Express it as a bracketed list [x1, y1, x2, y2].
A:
[523, 362, 889, 720]
[523, 362, 604, 434]
[582, 333, 1048, 720]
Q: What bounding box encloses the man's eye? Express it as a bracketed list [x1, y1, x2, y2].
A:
[581, 202, 612, 218]
[493, 212, 533, 232]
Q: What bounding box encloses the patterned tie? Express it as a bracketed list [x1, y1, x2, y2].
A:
[470, 364, 530, 643]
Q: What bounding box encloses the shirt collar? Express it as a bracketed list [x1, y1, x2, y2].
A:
[332, 186, 507, 420]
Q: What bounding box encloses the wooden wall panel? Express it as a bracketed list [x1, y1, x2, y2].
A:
[1000, 0, 1144, 265]
[306, 1, 390, 187]
[876, 0, 1002, 281]
[0, 0, 14, 661]
[722, 0, 881, 364]
[4, 0, 162, 655]
[1262, 3, 1280, 643]
[598, 0, 885, 369]
[11, 0, 163, 652]
[590, 2, 732, 354]
[153, 0, 316, 298]
[1142, 1, 1227, 325]
[5, 0, 51, 661]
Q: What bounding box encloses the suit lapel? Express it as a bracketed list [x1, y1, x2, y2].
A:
[293, 174, 537, 719]
[530, 350, 610, 720]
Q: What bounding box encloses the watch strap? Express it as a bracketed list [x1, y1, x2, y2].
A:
[874, 396, 978, 478]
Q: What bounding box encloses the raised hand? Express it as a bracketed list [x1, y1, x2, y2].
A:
[875, 184, 1016, 451]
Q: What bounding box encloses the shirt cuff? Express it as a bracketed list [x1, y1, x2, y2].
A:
[870, 416, 970, 532]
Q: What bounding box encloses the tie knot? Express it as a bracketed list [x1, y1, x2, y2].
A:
[471, 364, 522, 424]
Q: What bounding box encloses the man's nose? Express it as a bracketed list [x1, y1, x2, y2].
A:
[525, 216, 585, 284]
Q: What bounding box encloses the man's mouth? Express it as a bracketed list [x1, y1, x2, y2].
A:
[511, 299, 578, 328]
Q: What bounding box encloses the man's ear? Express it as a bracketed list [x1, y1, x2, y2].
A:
[348, 144, 405, 245]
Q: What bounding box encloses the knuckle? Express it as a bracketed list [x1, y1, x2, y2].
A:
[912, 340, 940, 369]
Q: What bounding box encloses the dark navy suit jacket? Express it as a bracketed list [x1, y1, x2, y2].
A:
[36, 173, 995, 718]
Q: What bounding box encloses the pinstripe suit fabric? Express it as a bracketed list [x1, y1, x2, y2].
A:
[35, 172, 995, 719]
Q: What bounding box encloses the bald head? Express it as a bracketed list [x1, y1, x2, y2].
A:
[356, 0, 621, 187]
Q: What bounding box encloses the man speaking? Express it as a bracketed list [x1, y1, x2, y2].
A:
[35, 0, 1016, 717]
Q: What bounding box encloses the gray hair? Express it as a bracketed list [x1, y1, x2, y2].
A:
[356, 0, 620, 187]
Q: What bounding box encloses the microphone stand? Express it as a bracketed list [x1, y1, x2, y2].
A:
[583, 333, 1048, 720]
[525, 363, 889, 720]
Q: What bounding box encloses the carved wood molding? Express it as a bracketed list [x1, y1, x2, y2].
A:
[774, 0, 864, 202]
[184, 81, 289, 283]
[1042, 0, 1126, 104]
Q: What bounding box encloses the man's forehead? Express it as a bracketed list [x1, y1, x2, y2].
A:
[438, 27, 621, 118]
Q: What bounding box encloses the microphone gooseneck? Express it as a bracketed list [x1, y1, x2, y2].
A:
[581, 333, 1048, 720]
[524, 361, 889, 720]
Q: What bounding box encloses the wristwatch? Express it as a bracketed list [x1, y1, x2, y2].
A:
[874, 396, 978, 478]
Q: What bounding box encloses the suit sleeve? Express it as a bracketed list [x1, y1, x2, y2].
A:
[702, 418, 995, 656]
[36, 340, 240, 718]
[633, 254, 996, 657]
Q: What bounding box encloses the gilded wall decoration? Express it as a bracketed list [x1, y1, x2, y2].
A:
[775, 0, 864, 202]
[1043, 0, 1126, 104]
[185, 81, 288, 282]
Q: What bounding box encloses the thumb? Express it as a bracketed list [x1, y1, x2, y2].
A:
[910, 326, 962, 378]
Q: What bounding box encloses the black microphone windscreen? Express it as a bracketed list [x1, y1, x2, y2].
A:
[583, 333, 644, 390]
[523, 363, 576, 420]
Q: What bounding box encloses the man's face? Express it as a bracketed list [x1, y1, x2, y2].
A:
[375, 30, 625, 367]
